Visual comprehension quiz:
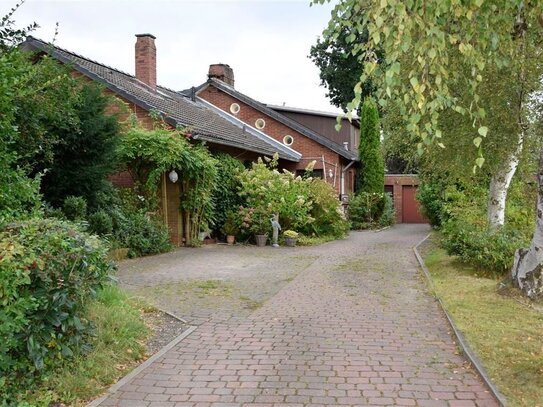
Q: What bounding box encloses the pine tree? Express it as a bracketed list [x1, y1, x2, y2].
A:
[358, 97, 384, 194]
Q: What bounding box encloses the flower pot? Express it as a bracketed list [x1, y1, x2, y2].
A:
[255, 234, 267, 247]
[285, 237, 297, 247]
[226, 235, 235, 245]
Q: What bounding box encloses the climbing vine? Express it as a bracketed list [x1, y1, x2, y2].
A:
[118, 119, 217, 244]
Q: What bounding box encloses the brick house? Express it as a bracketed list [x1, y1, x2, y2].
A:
[22, 34, 304, 245]
[192, 66, 359, 198]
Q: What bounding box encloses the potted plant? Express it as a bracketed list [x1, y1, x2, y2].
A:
[238, 206, 269, 247]
[283, 230, 299, 247]
[222, 212, 239, 245]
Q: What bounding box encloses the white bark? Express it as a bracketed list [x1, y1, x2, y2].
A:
[487, 132, 524, 229]
[511, 146, 543, 299]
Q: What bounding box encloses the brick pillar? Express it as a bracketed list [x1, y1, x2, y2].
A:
[135, 33, 157, 90]
[393, 183, 403, 223]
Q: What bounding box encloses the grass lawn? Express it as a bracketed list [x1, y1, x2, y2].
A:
[24, 285, 151, 406]
[422, 241, 543, 407]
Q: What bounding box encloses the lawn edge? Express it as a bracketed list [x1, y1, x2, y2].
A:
[413, 233, 508, 407]
[86, 323, 197, 407]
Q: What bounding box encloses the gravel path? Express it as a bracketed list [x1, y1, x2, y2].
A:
[100, 224, 498, 406]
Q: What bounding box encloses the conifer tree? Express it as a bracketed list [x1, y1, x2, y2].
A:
[358, 97, 384, 194]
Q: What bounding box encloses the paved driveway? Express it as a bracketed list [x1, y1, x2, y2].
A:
[101, 224, 498, 406]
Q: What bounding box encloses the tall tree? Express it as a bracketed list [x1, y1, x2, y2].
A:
[309, 24, 373, 111]
[358, 97, 384, 193]
[40, 84, 120, 209]
[317, 0, 543, 297]
[0, 1, 41, 224]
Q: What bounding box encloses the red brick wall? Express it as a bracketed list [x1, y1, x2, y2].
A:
[199, 85, 345, 193]
[384, 175, 421, 223]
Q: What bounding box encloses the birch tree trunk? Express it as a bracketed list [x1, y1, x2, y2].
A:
[511, 145, 543, 299]
[487, 131, 524, 229]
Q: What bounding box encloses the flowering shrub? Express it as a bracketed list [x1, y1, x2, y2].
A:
[236, 156, 348, 239]
[305, 178, 349, 237]
[0, 218, 113, 400]
[237, 156, 313, 234]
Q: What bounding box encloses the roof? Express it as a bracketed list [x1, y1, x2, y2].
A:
[193, 79, 359, 161]
[21, 37, 300, 162]
[267, 104, 360, 123]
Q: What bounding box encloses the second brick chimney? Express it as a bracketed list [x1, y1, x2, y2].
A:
[208, 64, 235, 87]
[135, 33, 157, 90]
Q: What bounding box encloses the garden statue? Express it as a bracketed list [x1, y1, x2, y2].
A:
[270, 214, 281, 247]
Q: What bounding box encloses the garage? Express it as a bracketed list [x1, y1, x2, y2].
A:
[384, 175, 428, 224]
[401, 185, 427, 223]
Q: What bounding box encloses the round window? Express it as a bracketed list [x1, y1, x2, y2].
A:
[255, 118, 266, 129]
[230, 103, 240, 114]
[283, 135, 294, 146]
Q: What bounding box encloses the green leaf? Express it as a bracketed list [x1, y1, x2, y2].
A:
[476, 157, 485, 168]
[473, 137, 482, 147]
[478, 126, 488, 137]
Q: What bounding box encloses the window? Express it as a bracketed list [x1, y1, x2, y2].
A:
[283, 135, 294, 146]
[296, 169, 324, 179]
[255, 118, 266, 129]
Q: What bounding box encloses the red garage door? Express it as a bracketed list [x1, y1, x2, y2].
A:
[402, 185, 427, 223]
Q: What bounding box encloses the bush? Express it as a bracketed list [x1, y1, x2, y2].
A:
[304, 178, 349, 237]
[212, 153, 244, 235]
[62, 196, 87, 221]
[348, 192, 385, 229]
[122, 212, 172, 257]
[92, 188, 172, 257]
[88, 210, 113, 236]
[0, 218, 114, 400]
[378, 192, 395, 227]
[417, 181, 447, 227]
[237, 156, 313, 234]
[441, 219, 529, 276]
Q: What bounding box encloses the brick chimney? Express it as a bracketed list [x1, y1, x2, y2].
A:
[135, 33, 157, 90]
[208, 64, 234, 87]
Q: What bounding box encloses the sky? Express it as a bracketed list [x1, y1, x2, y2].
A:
[6, 0, 345, 114]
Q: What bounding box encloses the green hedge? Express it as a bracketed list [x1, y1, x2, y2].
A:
[0, 218, 114, 400]
[441, 219, 529, 276]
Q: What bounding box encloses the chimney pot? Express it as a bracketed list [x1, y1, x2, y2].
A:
[135, 33, 157, 90]
[208, 63, 235, 87]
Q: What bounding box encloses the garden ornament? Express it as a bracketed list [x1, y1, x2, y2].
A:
[270, 214, 281, 247]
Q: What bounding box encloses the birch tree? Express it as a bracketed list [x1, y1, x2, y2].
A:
[316, 0, 543, 297]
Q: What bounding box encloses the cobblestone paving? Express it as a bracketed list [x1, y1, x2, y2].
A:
[101, 225, 498, 406]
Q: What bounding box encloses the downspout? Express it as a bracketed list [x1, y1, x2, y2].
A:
[341, 160, 356, 196]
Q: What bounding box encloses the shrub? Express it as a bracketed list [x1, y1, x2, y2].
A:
[123, 212, 172, 257]
[304, 178, 349, 237]
[221, 211, 239, 236]
[92, 188, 172, 257]
[0, 218, 114, 400]
[62, 196, 87, 221]
[237, 156, 313, 233]
[417, 181, 447, 227]
[378, 192, 395, 227]
[441, 219, 529, 276]
[88, 210, 113, 236]
[212, 153, 245, 235]
[348, 192, 385, 229]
